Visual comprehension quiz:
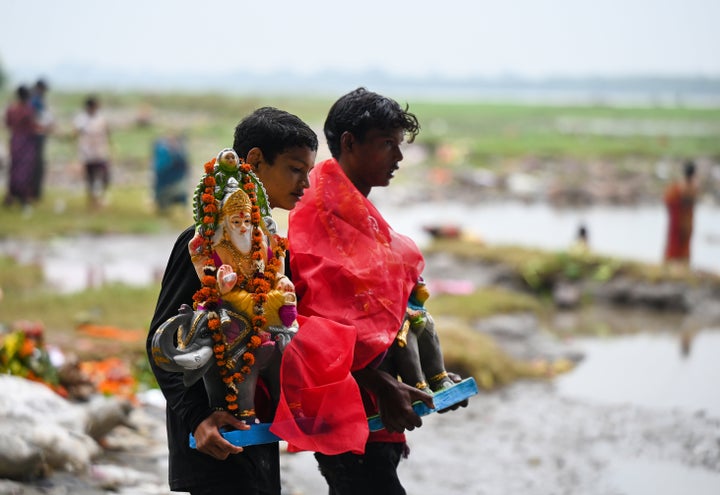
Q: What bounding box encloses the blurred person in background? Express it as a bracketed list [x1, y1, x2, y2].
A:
[152, 133, 189, 214]
[570, 223, 590, 255]
[30, 78, 53, 201]
[74, 95, 112, 209]
[664, 160, 698, 266]
[3, 85, 39, 213]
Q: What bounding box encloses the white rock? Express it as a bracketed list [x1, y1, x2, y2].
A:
[0, 375, 131, 480]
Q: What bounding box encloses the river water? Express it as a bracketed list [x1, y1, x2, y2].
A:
[375, 197, 720, 275]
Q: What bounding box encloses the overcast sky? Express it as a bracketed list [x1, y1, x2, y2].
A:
[1, 0, 719, 81]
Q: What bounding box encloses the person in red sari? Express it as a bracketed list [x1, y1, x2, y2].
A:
[664, 160, 698, 264]
[273, 88, 452, 494]
[4, 85, 39, 209]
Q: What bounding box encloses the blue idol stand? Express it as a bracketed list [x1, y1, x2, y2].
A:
[367, 377, 478, 432]
[189, 422, 280, 449]
[190, 377, 479, 448]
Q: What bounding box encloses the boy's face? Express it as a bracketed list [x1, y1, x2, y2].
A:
[343, 128, 404, 196]
[255, 146, 316, 210]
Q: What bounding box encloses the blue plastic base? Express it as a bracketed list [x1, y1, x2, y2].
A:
[189, 423, 279, 449]
[367, 377, 478, 432]
[190, 377, 479, 448]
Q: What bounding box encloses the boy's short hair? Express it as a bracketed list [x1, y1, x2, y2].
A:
[324, 87, 420, 159]
[233, 107, 318, 165]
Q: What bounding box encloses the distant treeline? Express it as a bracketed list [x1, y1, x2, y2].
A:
[6, 66, 720, 105]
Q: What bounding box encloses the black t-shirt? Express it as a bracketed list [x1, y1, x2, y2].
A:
[146, 226, 280, 493]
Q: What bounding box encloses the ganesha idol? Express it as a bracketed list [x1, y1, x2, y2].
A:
[152, 148, 297, 423]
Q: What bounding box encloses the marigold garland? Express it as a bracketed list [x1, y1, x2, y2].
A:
[191, 156, 289, 418]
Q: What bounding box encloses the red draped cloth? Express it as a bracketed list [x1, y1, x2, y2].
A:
[271, 158, 424, 454]
[664, 181, 697, 262]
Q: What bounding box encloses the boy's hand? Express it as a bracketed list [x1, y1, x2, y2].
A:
[194, 411, 250, 460]
[353, 367, 435, 433]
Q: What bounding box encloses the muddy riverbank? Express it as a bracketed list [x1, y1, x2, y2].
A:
[3, 378, 719, 495]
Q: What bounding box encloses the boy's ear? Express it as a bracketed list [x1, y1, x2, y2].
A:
[340, 132, 354, 153]
[246, 147, 264, 168]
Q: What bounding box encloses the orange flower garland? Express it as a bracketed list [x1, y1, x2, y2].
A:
[191, 156, 289, 417]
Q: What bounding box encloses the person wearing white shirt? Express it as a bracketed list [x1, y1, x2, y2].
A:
[74, 96, 111, 208]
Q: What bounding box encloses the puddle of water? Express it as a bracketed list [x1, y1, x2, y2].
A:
[48, 234, 180, 292]
[606, 457, 720, 495]
[556, 329, 720, 416]
[0, 234, 179, 293]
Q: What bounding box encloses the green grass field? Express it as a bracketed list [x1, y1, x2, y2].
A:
[2, 90, 718, 176]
